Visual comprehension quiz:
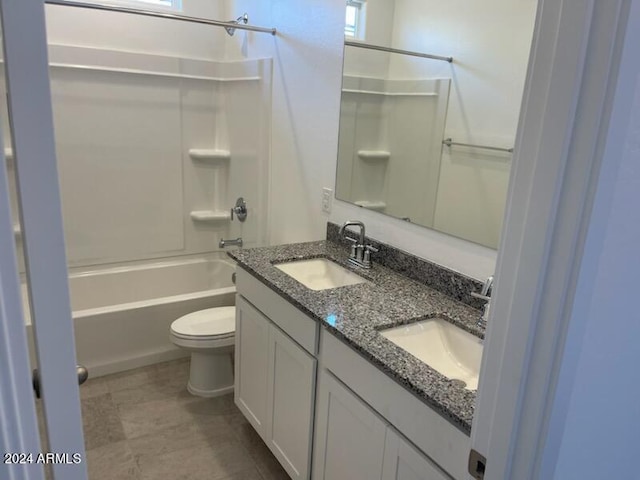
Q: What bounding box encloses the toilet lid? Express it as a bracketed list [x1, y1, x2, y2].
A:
[171, 306, 236, 338]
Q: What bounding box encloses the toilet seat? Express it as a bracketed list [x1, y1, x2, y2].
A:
[170, 306, 235, 340]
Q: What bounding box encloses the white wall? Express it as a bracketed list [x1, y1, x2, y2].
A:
[228, 0, 345, 244]
[388, 0, 537, 143]
[538, 2, 640, 476]
[44, 1, 228, 60]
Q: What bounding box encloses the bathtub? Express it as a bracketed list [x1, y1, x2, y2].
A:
[24, 254, 236, 378]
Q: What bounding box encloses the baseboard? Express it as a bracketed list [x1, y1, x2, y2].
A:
[85, 347, 190, 378]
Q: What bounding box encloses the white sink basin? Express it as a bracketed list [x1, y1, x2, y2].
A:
[274, 258, 368, 291]
[381, 318, 483, 390]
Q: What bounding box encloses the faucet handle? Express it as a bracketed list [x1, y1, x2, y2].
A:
[472, 275, 494, 301]
[480, 275, 494, 296]
[344, 236, 359, 258]
[471, 291, 491, 302]
[363, 244, 378, 266]
[472, 275, 494, 327]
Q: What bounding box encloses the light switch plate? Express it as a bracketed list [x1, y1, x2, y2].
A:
[322, 188, 333, 214]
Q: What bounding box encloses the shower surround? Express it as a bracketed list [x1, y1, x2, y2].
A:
[4, 44, 271, 375]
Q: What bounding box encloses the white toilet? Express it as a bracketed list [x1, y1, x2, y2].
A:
[169, 306, 236, 397]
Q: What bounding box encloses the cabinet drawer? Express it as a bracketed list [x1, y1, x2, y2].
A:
[236, 267, 318, 355]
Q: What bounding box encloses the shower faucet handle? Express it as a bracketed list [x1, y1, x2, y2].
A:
[231, 197, 248, 222]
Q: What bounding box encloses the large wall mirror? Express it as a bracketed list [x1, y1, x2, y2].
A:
[336, 0, 538, 249]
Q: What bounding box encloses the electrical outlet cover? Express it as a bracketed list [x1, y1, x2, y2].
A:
[322, 188, 333, 213]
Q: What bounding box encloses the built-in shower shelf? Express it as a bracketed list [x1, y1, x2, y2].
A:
[190, 210, 232, 222]
[354, 200, 387, 211]
[189, 149, 231, 161]
[357, 150, 390, 161]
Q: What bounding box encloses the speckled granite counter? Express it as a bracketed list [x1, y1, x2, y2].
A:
[228, 240, 484, 434]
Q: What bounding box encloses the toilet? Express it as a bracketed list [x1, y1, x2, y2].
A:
[169, 306, 235, 397]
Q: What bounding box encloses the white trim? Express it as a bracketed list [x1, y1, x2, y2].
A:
[0, 103, 45, 480]
[85, 348, 188, 378]
[535, 0, 640, 476]
[1, 1, 88, 478]
[48, 63, 261, 82]
[342, 89, 437, 97]
[471, 0, 631, 478]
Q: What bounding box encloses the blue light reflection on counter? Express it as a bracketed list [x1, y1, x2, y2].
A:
[326, 314, 337, 327]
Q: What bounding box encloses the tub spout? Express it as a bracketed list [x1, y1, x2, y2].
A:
[219, 237, 243, 248]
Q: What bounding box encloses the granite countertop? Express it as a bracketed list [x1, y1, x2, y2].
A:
[228, 240, 484, 434]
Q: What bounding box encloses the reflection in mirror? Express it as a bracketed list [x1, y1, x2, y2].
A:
[336, 0, 538, 249]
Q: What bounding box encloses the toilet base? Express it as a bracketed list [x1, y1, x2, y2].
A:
[187, 381, 234, 398]
[186, 348, 234, 398]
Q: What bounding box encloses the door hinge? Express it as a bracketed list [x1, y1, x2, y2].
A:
[468, 449, 487, 479]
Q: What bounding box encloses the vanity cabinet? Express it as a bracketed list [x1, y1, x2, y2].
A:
[235, 269, 319, 480]
[318, 330, 470, 480]
[313, 369, 451, 480]
[234, 266, 468, 480]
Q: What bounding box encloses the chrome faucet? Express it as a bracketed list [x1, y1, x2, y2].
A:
[339, 220, 378, 269]
[471, 275, 494, 327]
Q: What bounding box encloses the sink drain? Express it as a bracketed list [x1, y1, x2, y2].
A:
[450, 379, 467, 388]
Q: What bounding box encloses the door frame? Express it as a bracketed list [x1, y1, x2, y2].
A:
[0, 133, 45, 480]
[0, 0, 87, 479]
[471, 0, 633, 478]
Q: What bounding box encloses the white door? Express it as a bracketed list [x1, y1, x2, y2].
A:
[266, 324, 316, 480]
[312, 369, 386, 480]
[382, 429, 450, 480]
[0, 1, 87, 479]
[234, 295, 270, 435]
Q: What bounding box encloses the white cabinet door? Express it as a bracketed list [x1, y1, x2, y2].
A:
[235, 295, 270, 436]
[312, 369, 387, 480]
[382, 429, 452, 480]
[266, 324, 317, 479]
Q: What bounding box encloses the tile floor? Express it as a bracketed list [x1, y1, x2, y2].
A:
[78, 358, 290, 480]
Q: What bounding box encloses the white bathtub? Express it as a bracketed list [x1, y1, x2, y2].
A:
[24, 254, 236, 377]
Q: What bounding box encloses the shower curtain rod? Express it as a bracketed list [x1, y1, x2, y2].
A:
[45, 0, 277, 36]
[345, 40, 453, 63]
